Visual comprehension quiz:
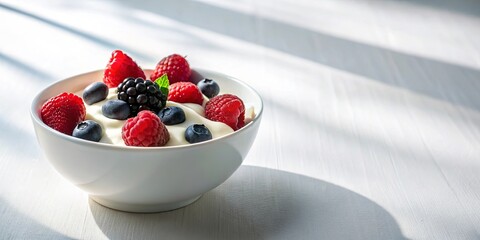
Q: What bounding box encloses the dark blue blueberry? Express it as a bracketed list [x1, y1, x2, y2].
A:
[197, 78, 220, 98]
[102, 100, 130, 120]
[72, 120, 103, 142]
[82, 82, 109, 105]
[185, 124, 212, 143]
[158, 106, 186, 125]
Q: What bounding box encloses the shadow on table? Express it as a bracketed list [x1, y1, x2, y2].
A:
[399, 0, 480, 17]
[110, 0, 480, 112]
[0, 198, 72, 239]
[0, 52, 53, 80]
[88, 166, 408, 240]
[0, 3, 153, 62]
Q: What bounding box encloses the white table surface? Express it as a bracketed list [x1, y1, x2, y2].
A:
[1, 0, 480, 239]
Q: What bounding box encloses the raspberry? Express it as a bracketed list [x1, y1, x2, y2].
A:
[205, 94, 245, 131]
[41, 92, 86, 135]
[122, 110, 170, 147]
[168, 82, 204, 105]
[150, 54, 191, 84]
[103, 50, 146, 88]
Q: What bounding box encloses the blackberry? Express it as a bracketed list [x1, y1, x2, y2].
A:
[117, 77, 167, 117]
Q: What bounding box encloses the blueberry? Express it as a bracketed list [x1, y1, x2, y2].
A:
[102, 100, 130, 120]
[185, 124, 212, 143]
[197, 78, 220, 98]
[82, 82, 109, 105]
[72, 120, 102, 142]
[158, 106, 186, 125]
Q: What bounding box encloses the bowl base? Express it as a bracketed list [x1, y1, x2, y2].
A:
[90, 195, 202, 213]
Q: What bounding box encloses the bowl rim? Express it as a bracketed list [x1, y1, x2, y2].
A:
[30, 68, 263, 151]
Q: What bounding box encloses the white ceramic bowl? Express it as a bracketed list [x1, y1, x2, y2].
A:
[30, 69, 263, 212]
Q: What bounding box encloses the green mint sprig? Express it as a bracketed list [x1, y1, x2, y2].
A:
[155, 74, 169, 96]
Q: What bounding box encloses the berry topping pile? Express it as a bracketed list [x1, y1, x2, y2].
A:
[116, 77, 167, 116]
[122, 111, 169, 147]
[40, 50, 253, 147]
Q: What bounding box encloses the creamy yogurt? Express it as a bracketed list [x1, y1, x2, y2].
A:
[81, 89, 234, 146]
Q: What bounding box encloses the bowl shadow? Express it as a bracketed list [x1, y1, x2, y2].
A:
[89, 165, 407, 240]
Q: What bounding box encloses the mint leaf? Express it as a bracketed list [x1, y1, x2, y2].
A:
[155, 74, 169, 96]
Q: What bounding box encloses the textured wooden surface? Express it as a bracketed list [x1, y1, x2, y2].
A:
[1, 0, 480, 239]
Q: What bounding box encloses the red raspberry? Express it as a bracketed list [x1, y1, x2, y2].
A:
[41, 92, 86, 135]
[150, 54, 191, 84]
[168, 82, 204, 105]
[103, 50, 146, 88]
[205, 94, 245, 131]
[122, 111, 170, 147]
